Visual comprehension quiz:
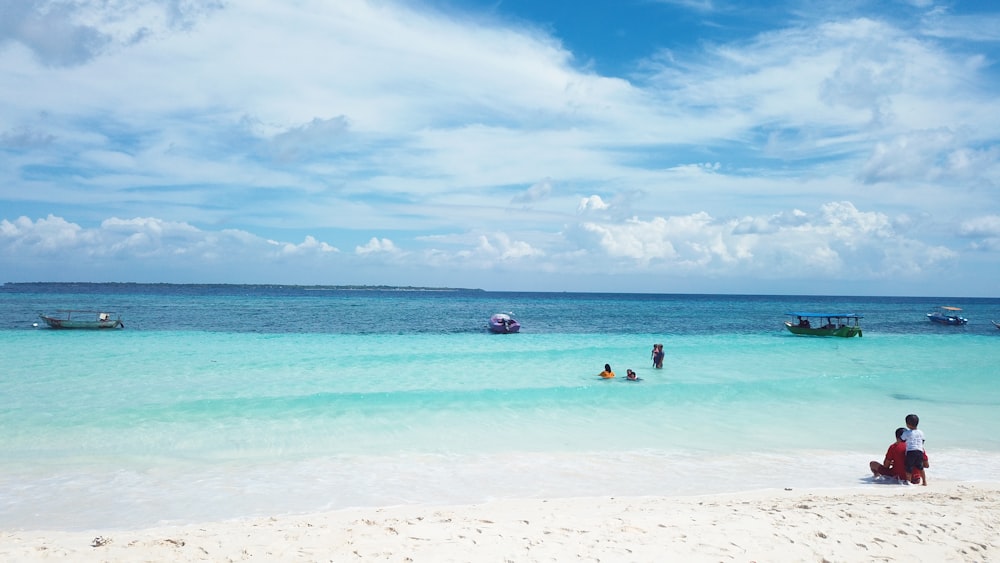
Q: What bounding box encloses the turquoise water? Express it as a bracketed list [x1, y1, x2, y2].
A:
[2, 284, 999, 530]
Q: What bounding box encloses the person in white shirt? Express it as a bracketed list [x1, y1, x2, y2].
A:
[901, 413, 927, 486]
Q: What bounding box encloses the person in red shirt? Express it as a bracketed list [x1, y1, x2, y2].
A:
[870, 427, 928, 482]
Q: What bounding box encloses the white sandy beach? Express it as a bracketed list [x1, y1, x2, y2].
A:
[2, 481, 998, 562]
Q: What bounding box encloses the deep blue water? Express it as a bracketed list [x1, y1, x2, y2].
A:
[4, 282, 999, 335]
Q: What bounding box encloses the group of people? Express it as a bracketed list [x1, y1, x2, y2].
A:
[597, 343, 667, 381]
[599, 364, 638, 380]
[869, 413, 928, 485]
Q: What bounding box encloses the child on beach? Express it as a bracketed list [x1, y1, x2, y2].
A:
[901, 413, 927, 486]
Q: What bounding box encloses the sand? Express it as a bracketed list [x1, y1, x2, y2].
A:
[2, 481, 998, 562]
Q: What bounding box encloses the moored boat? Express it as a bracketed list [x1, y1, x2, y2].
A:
[488, 312, 520, 333]
[38, 310, 124, 329]
[784, 313, 862, 337]
[927, 306, 967, 325]
[992, 320, 1000, 330]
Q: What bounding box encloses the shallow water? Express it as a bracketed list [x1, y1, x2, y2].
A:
[2, 284, 999, 530]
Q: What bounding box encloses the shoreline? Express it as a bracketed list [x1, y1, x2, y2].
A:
[3, 481, 998, 562]
[7, 448, 1000, 532]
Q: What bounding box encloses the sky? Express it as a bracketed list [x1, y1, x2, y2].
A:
[1, 0, 999, 296]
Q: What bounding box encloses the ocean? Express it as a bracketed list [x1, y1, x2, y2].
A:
[2, 283, 999, 531]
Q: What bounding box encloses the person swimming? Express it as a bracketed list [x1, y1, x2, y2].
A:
[599, 363, 615, 379]
[626, 369, 638, 380]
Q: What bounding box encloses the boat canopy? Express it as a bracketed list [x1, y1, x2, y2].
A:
[785, 312, 863, 319]
[51, 309, 117, 314]
[939, 306, 962, 311]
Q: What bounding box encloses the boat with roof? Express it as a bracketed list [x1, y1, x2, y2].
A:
[784, 313, 863, 337]
[926, 306, 968, 325]
[38, 310, 124, 329]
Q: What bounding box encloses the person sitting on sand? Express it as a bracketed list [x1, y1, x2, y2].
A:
[599, 364, 615, 379]
[870, 427, 928, 483]
[870, 427, 908, 481]
[626, 369, 638, 380]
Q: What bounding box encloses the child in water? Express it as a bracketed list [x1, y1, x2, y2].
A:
[626, 369, 638, 381]
[599, 364, 615, 379]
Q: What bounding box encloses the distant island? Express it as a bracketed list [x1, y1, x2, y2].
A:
[301, 285, 482, 292]
[2, 282, 484, 292]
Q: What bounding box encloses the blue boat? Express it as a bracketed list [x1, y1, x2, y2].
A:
[927, 306, 967, 325]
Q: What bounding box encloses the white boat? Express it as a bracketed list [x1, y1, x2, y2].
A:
[39, 310, 124, 329]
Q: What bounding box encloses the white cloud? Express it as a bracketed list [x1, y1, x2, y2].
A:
[860, 130, 1000, 184]
[582, 216, 683, 264]
[0, 202, 969, 289]
[733, 209, 809, 235]
[485, 233, 544, 261]
[960, 215, 1000, 251]
[0, 215, 88, 253]
[445, 233, 544, 266]
[961, 215, 1000, 237]
[578, 195, 610, 212]
[0, 0, 109, 67]
[355, 237, 400, 255]
[573, 201, 954, 279]
[279, 235, 338, 256]
[0, 215, 338, 263]
[0, 0, 224, 67]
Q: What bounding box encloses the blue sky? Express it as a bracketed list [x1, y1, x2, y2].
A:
[1, 0, 999, 295]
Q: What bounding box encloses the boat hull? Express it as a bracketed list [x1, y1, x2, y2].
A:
[39, 315, 124, 329]
[927, 313, 967, 325]
[488, 314, 520, 333]
[784, 322, 861, 337]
